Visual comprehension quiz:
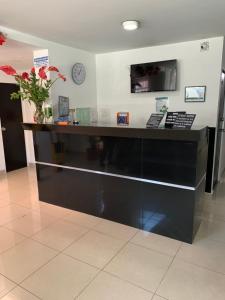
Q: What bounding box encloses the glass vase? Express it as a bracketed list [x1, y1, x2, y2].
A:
[34, 104, 45, 124]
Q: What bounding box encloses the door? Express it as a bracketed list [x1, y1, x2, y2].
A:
[0, 83, 27, 172]
[214, 71, 225, 184]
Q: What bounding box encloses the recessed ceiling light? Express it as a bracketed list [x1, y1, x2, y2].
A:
[122, 20, 140, 31]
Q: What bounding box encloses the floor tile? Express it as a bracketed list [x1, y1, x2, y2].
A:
[0, 239, 57, 283]
[64, 230, 125, 268]
[32, 220, 88, 251]
[78, 271, 153, 300]
[32, 202, 70, 218]
[157, 258, 225, 300]
[196, 219, 225, 243]
[105, 243, 172, 292]
[131, 230, 181, 256]
[4, 184, 38, 203]
[94, 219, 138, 241]
[63, 210, 102, 228]
[0, 177, 9, 195]
[0, 205, 30, 226]
[0, 198, 12, 208]
[21, 254, 99, 300]
[152, 296, 168, 300]
[0, 227, 25, 254]
[1, 286, 39, 300]
[11, 199, 40, 210]
[4, 211, 58, 237]
[0, 274, 15, 298]
[177, 238, 225, 274]
[203, 199, 225, 221]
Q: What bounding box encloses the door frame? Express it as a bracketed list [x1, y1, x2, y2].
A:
[213, 70, 225, 186]
[0, 82, 27, 172]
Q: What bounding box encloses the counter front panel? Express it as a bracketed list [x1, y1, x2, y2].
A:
[23, 123, 208, 243]
[34, 131, 199, 187]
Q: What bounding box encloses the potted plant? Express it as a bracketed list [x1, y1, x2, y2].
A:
[0, 65, 66, 123]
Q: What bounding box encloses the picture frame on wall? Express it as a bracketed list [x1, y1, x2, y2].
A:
[185, 86, 206, 102]
[117, 112, 129, 125]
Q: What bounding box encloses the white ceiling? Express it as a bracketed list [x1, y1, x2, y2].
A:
[0, 39, 39, 70]
[0, 0, 225, 53]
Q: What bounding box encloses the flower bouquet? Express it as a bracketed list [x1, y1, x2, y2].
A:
[0, 65, 66, 123]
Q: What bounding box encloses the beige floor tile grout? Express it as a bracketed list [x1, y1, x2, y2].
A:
[16, 249, 60, 288]
[31, 226, 92, 253]
[1, 215, 61, 239]
[86, 227, 138, 242]
[103, 269, 156, 295]
[0, 235, 28, 256]
[129, 240, 180, 258]
[172, 254, 225, 277]
[153, 241, 183, 297]
[9, 285, 43, 300]
[62, 216, 104, 230]
[2, 167, 225, 299]
[74, 227, 145, 299]
[151, 294, 169, 300]
[14, 228, 97, 298]
[0, 272, 19, 288]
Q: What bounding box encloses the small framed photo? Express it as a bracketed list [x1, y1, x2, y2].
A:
[58, 96, 69, 117]
[117, 112, 129, 125]
[185, 86, 206, 102]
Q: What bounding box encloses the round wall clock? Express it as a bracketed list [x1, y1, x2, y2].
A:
[72, 63, 86, 85]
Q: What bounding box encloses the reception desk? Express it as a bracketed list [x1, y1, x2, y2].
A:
[23, 123, 208, 243]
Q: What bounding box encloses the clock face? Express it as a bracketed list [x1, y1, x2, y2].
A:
[72, 63, 86, 85]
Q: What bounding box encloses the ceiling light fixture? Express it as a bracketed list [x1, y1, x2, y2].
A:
[122, 20, 140, 31]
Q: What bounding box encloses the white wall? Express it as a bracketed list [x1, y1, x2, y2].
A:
[0, 26, 97, 116]
[49, 46, 97, 115]
[0, 26, 98, 171]
[96, 37, 224, 127]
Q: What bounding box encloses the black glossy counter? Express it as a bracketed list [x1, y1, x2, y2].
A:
[23, 123, 208, 243]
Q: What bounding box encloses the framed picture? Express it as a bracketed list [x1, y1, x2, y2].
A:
[58, 96, 69, 117]
[117, 112, 129, 125]
[185, 86, 206, 102]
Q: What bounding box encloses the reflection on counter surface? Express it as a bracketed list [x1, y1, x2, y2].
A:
[35, 132, 199, 186]
[24, 123, 208, 243]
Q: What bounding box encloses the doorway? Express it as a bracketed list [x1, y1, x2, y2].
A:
[0, 83, 27, 172]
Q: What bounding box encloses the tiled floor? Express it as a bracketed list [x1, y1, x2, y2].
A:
[0, 166, 225, 299]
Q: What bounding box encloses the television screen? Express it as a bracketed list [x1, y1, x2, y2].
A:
[130, 59, 177, 93]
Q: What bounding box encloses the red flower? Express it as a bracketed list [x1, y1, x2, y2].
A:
[48, 66, 59, 72]
[21, 72, 30, 80]
[38, 66, 47, 79]
[58, 73, 66, 81]
[31, 67, 35, 74]
[39, 66, 46, 72]
[0, 65, 17, 75]
[0, 34, 6, 46]
[39, 70, 47, 79]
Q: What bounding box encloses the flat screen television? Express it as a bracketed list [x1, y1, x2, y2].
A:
[130, 59, 177, 93]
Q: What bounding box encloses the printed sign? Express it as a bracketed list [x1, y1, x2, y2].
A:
[146, 114, 164, 128]
[33, 56, 49, 68]
[155, 97, 169, 114]
[173, 114, 196, 129]
[165, 112, 186, 128]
